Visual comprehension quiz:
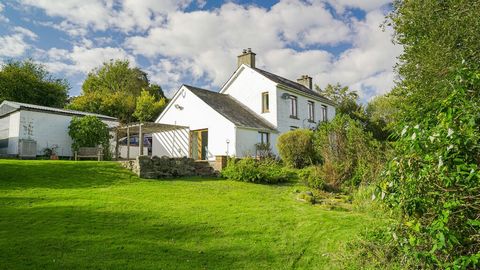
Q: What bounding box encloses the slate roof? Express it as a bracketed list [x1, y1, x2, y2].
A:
[252, 67, 335, 105]
[184, 85, 277, 131]
[0, 100, 118, 120]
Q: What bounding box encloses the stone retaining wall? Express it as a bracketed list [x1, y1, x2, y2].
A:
[120, 155, 225, 179]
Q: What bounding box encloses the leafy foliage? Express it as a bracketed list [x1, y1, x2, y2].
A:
[365, 94, 398, 141]
[68, 116, 111, 159]
[314, 114, 385, 191]
[297, 166, 324, 190]
[316, 83, 363, 120]
[221, 157, 293, 184]
[380, 0, 480, 267]
[317, 83, 394, 141]
[0, 60, 69, 107]
[388, 0, 480, 121]
[380, 68, 480, 269]
[68, 60, 165, 123]
[277, 129, 316, 168]
[133, 90, 167, 122]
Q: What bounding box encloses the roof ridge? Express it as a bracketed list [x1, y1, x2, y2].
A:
[251, 67, 335, 105]
[253, 67, 306, 89]
[2, 100, 117, 120]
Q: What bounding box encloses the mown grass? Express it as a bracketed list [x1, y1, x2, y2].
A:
[0, 160, 389, 269]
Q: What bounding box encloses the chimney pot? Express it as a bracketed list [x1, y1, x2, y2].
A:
[237, 48, 256, 68]
[297, 75, 313, 90]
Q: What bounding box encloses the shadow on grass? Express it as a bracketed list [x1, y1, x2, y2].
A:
[0, 201, 269, 269]
[0, 160, 137, 190]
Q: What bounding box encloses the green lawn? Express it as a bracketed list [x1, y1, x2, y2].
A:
[0, 160, 382, 269]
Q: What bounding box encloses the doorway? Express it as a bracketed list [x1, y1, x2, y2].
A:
[190, 129, 208, 160]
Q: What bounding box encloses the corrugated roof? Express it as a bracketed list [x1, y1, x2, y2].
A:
[184, 85, 277, 131]
[252, 68, 335, 105]
[0, 100, 118, 120]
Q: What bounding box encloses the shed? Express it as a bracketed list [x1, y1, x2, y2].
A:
[0, 100, 118, 158]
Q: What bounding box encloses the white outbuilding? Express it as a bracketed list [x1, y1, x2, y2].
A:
[0, 100, 118, 158]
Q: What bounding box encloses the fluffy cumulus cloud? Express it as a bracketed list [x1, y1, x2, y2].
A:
[10, 0, 400, 99]
[316, 9, 402, 100]
[19, 0, 194, 32]
[42, 46, 136, 75]
[0, 26, 37, 57]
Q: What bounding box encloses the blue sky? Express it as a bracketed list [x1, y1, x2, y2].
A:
[0, 0, 400, 101]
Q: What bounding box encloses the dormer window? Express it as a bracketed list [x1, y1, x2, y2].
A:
[289, 95, 298, 119]
[261, 92, 269, 113]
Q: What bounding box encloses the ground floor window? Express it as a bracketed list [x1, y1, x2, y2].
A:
[258, 131, 270, 145]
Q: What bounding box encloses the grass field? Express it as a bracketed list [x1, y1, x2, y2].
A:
[0, 160, 385, 269]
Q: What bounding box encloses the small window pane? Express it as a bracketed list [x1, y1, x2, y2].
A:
[290, 96, 297, 118]
[262, 92, 269, 113]
[321, 105, 328, 122]
[258, 132, 270, 144]
[308, 101, 315, 121]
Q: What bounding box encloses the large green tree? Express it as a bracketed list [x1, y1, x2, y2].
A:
[380, 1, 480, 268]
[316, 83, 394, 140]
[133, 90, 167, 122]
[388, 0, 480, 120]
[0, 60, 69, 107]
[68, 60, 166, 123]
[316, 83, 361, 118]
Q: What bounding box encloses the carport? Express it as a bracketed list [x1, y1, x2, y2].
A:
[111, 122, 188, 160]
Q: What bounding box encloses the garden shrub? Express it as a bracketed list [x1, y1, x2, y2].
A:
[297, 166, 324, 190]
[380, 68, 480, 269]
[68, 116, 111, 160]
[277, 129, 316, 168]
[221, 157, 293, 184]
[314, 114, 385, 191]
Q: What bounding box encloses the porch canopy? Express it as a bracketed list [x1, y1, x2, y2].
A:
[111, 122, 188, 160]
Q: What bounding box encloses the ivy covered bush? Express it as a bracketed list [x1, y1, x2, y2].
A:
[379, 68, 480, 269]
[277, 129, 316, 168]
[68, 116, 111, 160]
[221, 157, 293, 184]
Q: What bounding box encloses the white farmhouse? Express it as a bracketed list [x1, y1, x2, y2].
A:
[153, 49, 335, 161]
[0, 101, 118, 158]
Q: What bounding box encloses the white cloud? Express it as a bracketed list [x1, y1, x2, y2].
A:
[15, 0, 399, 100]
[20, 0, 195, 33]
[0, 26, 38, 57]
[315, 10, 402, 99]
[0, 34, 29, 57]
[43, 46, 136, 75]
[325, 0, 391, 13]
[13, 26, 38, 40]
[125, 1, 354, 91]
[0, 2, 8, 22]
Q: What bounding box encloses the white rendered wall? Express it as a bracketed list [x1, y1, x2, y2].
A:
[153, 87, 237, 160]
[17, 110, 117, 157]
[221, 66, 278, 127]
[118, 145, 149, 159]
[235, 127, 280, 157]
[276, 87, 336, 134]
[0, 112, 21, 155]
[0, 114, 18, 155]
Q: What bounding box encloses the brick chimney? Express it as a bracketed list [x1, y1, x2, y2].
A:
[237, 48, 256, 68]
[297, 75, 312, 89]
